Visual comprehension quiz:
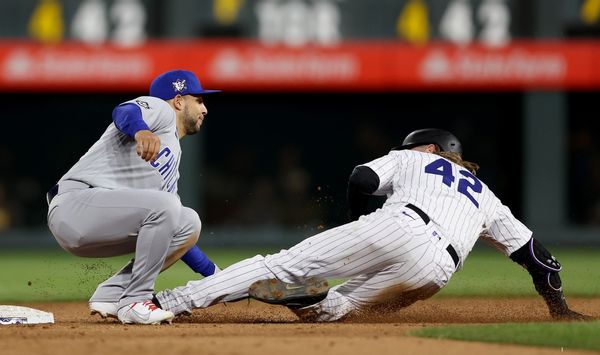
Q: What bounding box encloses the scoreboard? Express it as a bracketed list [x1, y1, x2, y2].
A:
[0, 0, 599, 46]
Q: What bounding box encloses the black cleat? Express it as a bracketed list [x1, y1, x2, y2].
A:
[248, 277, 329, 309]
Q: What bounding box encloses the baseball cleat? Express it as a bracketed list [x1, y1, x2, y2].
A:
[117, 301, 175, 325]
[89, 301, 119, 319]
[248, 277, 329, 309]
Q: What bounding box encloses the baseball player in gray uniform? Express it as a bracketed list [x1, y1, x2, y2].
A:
[154, 128, 590, 322]
[46, 70, 220, 325]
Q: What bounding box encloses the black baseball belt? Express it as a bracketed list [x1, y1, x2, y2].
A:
[46, 180, 92, 205]
[405, 203, 460, 268]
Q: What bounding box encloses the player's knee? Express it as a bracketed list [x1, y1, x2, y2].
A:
[188, 230, 200, 246]
[151, 193, 183, 231]
[60, 237, 90, 256]
[186, 207, 202, 237]
[51, 224, 88, 256]
[180, 207, 201, 241]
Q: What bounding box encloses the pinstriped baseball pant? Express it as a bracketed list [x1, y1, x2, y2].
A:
[157, 207, 457, 321]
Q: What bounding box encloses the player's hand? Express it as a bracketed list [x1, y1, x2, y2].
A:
[134, 130, 161, 162]
[551, 308, 594, 321]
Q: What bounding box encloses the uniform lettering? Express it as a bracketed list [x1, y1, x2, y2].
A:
[424, 158, 482, 208]
[457, 170, 482, 208]
[424, 159, 455, 187]
[159, 155, 175, 175]
[150, 147, 171, 168]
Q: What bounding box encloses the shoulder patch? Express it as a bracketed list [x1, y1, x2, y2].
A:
[135, 100, 150, 109]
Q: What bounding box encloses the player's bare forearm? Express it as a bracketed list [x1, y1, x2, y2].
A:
[134, 130, 161, 162]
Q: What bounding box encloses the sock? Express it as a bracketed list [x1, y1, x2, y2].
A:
[152, 294, 161, 308]
[181, 245, 217, 276]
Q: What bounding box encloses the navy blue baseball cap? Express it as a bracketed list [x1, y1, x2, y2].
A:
[149, 69, 220, 100]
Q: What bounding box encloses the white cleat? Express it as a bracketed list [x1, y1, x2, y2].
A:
[117, 301, 174, 325]
[89, 302, 118, 319]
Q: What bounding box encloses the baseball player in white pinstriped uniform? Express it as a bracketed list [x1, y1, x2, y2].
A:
[155, 129, 589, 322]
[47, 70, 220, 325]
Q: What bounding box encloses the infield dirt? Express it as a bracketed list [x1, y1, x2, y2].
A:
[1, 297, 599, 355]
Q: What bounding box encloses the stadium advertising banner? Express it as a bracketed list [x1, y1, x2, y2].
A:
[1, 1, 599, 91]
[0, 40, 599, 92]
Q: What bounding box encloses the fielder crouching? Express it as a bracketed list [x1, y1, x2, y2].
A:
[47, 70, 221, 325]
[154, 128, 591, 322]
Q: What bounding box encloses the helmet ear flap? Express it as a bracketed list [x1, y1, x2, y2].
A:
[447, 140, 461, 155]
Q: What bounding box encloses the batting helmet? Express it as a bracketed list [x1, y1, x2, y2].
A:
[393, 128, 462, 155]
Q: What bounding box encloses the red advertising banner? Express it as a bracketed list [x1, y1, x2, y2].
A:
[0, 40, 599, 92]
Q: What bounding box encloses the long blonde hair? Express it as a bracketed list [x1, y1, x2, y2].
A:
[435, 151, 480, 175]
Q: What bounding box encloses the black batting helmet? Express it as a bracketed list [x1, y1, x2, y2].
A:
[393, 128, 462, 155]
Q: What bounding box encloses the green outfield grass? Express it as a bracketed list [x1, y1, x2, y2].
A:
[411, 321, 600, 351]
[438, 247, 600, 297]
[0, 247, 274, 302]
[0, 247, 598, 302]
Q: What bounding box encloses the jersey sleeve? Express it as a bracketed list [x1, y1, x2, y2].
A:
[116, 97, 174, 135]
[112, 103, 150, 138]
[480, 203, 532, 256]
[362, 153, 398, 196]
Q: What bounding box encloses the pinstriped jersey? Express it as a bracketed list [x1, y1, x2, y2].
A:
[60, 96, 182, 194]
[362, 150, 532, 261]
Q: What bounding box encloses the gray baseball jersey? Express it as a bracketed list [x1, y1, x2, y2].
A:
[156, 150, 531, 321]
[47, 96, 200, 309]
[60, 96, 182, 194]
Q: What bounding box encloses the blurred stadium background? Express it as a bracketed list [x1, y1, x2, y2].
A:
[0, 0, 599, 253]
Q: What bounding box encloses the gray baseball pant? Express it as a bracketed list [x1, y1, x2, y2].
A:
[47, 180, 201, 309]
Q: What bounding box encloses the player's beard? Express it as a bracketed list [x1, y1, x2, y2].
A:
[182, 106, 200, 136]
